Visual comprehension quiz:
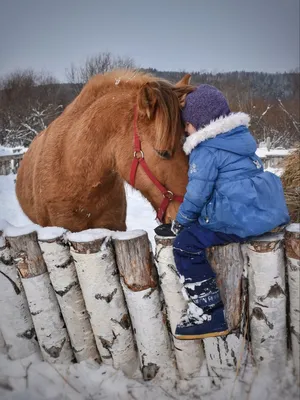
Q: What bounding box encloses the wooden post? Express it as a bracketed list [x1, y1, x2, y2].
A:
[68, 230, 138, 377]
[0, 228, 41, 360]
[114, 230, 174, 381]
[246, 233, 287, 373]
[204, 243, 249, 381]
[285, 224, 300, 384]
[154, 235, 204, 379]
[38, 227, 100, 363]
[6, 229, 74, 364]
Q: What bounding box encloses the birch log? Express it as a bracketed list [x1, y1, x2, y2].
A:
[6, 230, 74, 364]
[204, 243, 248, 381]
[0, 228, 41, 360]
[38, 227, 100, 363]
[68, 230, 138, 377]
[285, 224, 300, 384]
[247, 233, 287, 373]
[0, 329, 6, 354]
[154, 235, 204, 379]
[114, 230, 173, 381]
[207, 243, 246, 330]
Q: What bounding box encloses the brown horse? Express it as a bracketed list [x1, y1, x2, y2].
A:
[16, 70, 194, 232]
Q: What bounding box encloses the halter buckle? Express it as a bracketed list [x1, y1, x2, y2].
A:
[163, 190, 174, 200]
[133, 150, 144, 159]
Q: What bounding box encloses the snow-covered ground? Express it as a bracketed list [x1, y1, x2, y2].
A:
[0, 146, 27, 157]
[0, 158, 298, 400]
[0, 174, 158, 248]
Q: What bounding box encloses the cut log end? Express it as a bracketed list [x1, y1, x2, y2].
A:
[6, 231, 47, 278]
[114, 232, 157, 291]
[69, 238, 106, 254]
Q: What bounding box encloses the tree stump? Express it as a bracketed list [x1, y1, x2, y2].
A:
[246, 233, 287, 374]
[6, 230, 74, 364]
[68, 230, 138, 377]
[114, 230, 174, 381]
[154, 235, 205, 380]
[38, 227, 100, 363]
[285, 224, 300, 384]
[0, 228, 41, 360]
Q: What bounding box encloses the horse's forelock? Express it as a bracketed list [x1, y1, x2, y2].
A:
[152, 81, 183, 153]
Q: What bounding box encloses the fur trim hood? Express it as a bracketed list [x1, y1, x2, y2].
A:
[183, 112, 251, 155]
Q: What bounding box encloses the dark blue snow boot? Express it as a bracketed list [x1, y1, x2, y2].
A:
[176, 276, 229, 340]
[183, 277, 223, 311]
[175, 304, 229, 340]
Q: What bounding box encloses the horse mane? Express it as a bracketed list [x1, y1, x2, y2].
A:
[71, 69, 194, 152]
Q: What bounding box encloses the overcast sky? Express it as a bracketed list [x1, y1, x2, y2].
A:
[0, 0, 299, 82]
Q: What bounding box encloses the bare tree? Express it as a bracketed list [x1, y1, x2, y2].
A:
[0, 69, 65, 146]
[65, 52, 136, 92]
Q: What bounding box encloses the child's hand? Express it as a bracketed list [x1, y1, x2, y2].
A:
[171, 220, 184, 235]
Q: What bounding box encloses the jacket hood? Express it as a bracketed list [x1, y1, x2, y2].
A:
[183, 112, 257, 156]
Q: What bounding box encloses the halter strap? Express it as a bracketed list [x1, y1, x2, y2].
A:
[129, 105, 184, 222]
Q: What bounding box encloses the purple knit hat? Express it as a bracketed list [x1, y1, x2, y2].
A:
[182, 84, 231, 130]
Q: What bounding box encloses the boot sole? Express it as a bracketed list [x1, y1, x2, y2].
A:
[175, 329, 230, 340]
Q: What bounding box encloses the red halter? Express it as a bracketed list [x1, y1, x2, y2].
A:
[129, 105, 184, 222]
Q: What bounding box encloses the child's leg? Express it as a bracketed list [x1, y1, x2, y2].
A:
[173, 222, 244, 339]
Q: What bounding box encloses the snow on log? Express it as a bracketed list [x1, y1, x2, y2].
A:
[204, 243, 248, 382]
[246, 233, 287, 373]
[154, 235, 204, 379]
[68, 230, 138, 377]
[6, 230, 74, 364]
[113, 230, 173, 381]
[38, 228, 100, 363]
[285, 224, 300, 384]
[0, 229, 41, 360]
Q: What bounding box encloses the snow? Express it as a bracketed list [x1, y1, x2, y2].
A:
[37, 227, 67, 241]
[0, 146, 27, 157]
[5, 223, 39, 238]
[66, 228, 112, 243]
[66, 227, 149, 244]
[286, 223, 300, 233]
[265, 167, 283, 176]
[0, 353, 298, 400]
[256, 147, 295, 158]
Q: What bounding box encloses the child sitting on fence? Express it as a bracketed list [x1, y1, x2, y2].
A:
[155, 84, 289, 340]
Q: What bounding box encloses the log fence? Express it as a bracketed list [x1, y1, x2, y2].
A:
[0, 221, 299, 386]
[0, 153, 24, 175]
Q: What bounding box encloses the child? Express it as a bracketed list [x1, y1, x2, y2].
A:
[159, 84, 290, 340]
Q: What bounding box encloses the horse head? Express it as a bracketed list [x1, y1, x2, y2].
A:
[125, 73, 194, 223]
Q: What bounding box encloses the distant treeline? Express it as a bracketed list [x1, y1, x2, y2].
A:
[0, 53, 299, 148]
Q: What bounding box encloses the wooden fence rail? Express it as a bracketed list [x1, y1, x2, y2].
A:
[0, 221, 299, 386]
[0, 153, 24, 175]
[0, 150, 293, 176]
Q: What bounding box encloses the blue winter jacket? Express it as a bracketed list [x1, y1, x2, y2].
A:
[176, 113, 290, 238]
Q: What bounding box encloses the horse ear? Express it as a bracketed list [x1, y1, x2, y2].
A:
[173, 85, 194, 108]
[138, 82, 158, 119]
[175, 74, 191, 87]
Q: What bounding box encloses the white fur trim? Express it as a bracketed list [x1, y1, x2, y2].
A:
[183, 112, 250, 155]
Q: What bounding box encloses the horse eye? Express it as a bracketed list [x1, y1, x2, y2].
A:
[155, 150, 172, 160]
